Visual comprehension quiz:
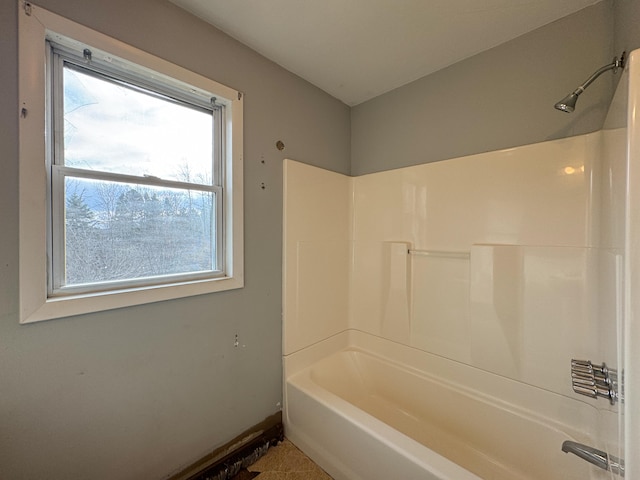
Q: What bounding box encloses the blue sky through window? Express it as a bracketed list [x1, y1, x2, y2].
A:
[63, 65, 214, 185]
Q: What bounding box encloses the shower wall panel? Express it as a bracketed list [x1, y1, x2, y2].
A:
[285, 131, 611, 398]
[350, 134, 605, 396]
[283, 160, 352, 355]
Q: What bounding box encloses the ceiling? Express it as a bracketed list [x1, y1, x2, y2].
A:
[170, 0, 602, 106]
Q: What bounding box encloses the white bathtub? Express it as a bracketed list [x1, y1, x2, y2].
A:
[284, 330, 609, 480]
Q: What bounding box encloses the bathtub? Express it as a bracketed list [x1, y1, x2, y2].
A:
[283, 330, 609, 480]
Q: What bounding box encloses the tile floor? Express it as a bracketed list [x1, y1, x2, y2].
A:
[238, 438, 333, 480]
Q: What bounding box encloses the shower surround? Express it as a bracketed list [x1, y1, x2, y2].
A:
[282, 52, 637, 478]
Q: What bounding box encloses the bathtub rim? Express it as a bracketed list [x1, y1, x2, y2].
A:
[286, 364, 483, 480]
[284, 329, 603, 440]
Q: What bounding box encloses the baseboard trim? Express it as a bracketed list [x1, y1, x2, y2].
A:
[168, 412, 283, 480]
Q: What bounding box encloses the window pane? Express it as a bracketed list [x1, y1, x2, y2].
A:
[64, 177, 217, 287]
[62, 64, 214, 185]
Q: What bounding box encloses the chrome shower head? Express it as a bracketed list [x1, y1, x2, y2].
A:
[554, 52, 626, 113]
[554, 91, 580, 113]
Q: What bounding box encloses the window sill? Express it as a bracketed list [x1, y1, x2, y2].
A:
[21, 274, 244, 324]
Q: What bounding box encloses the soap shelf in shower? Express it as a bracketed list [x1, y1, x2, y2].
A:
[408, 249, 470, 260]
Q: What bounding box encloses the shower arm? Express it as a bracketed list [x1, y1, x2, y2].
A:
[570, 54, 626, 96]
[555, 52, 626, 112]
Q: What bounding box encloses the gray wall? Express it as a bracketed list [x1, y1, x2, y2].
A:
[0, 1, 349, 479]
[615, 0, 640, 56]
[4, 0, 640, 478]
[351, 1, 615, 175]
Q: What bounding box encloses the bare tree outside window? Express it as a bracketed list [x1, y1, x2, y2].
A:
[56, 50, 219, 291]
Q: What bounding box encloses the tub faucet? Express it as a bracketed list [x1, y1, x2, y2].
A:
[562, 441, 625, 476]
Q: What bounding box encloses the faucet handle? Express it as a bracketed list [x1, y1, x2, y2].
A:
[571, 359, 609, 375]
[570, 359, 619, 405]
[571, 383, 598, 398]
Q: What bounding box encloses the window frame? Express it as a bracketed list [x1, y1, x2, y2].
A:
[48, 45, 225, 296]
[18, 2, 244, 323]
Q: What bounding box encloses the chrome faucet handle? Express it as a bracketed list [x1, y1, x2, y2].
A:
[571, 359, 609, 376]
[571, 382, 613, 399]
[570, 359, 619, 405]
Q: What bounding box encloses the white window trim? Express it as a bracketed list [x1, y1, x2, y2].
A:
[18, 2, 244, 323]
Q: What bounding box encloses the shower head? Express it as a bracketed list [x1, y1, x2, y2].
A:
[554, 52, 626, 113]
[554, 91, 580, 113]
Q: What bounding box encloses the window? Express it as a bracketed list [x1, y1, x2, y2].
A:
[19, 4, 243, 323]
[50, 43, 224, 294]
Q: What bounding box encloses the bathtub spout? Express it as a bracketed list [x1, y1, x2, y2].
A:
[561, 441, 624, 476]
[561, 441, 607, 470]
